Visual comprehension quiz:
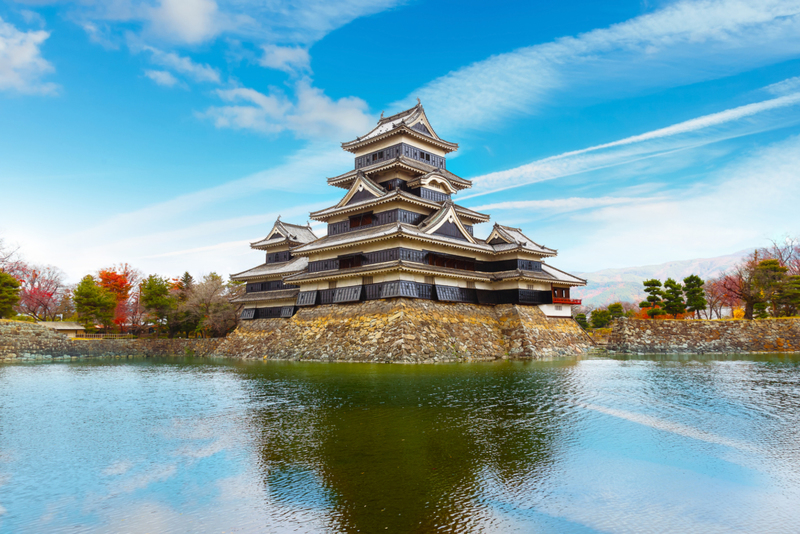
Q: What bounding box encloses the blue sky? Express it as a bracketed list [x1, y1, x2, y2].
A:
[1, 0, 800, 281]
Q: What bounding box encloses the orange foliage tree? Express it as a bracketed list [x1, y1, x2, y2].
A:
[98, 263, 142, 331]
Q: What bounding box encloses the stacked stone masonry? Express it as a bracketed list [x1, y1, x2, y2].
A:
[215, 299, 592, 362]
[0, 320, 221, 362]
[608, 317, 800, 354]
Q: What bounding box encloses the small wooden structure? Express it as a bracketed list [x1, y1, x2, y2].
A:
[37, 322, 86, 338]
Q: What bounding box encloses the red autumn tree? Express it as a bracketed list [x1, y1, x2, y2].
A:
[17, 264, 66, 321]
[98, 263, 142, 331]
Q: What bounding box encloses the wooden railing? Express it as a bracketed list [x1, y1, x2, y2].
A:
[73, 333, 136, 340]
[553, 298, 582, 305]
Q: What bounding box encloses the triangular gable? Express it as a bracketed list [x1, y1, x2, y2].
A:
[337, 172, 387, 208]
[486, 224, 513, 245]
[406, 105, 443, 141]
[418, 202, 476, 244]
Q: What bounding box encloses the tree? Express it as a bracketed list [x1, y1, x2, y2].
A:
[574, 313, 589, 330]
[590, 309, 611, 329]
[140, 275, 175, 334]
[753, 259, 788, 317]
[185, 273, 243, 337]
[0, 238, 26, 278]
[721, 251, 764, 319]
[662, 278, 686, 318]
[73, 276, 116, 330]
[0, 271, 21, 318]
[607, 302, 625, 320]
[639, 279, 665, 318]
[16, 264, 66, 321]
[98, 263, 143, 331]
[682, 275, 707, 319]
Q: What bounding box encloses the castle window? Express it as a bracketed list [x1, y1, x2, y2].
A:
[328, 281, 337, 289]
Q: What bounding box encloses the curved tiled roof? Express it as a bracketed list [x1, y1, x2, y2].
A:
[230, 256, 309, 281]
[341, 102, 457, 153]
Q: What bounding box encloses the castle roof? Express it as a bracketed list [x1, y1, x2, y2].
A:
[308, 189, 489, 224]
[486, 224, 556, 256]
[250, 218, 317, 250]
[230, 256, 309, 281]
[327, 156, 472, 190]
[341, 101, 458, 154]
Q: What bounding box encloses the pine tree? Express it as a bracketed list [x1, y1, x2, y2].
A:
[73, 276, 116, 330]
[575, 313, 589, 330]
[662, 278, 686, 318]
[0, 271, 21, 318]
[683, 275, 707, 319]
[640, 279, 665, 318]
[607, 302, 625, 320]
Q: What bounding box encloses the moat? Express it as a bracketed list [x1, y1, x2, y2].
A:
[1, 354, 800, 533]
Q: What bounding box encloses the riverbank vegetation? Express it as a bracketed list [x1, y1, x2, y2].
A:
[0, 238, 243, 337]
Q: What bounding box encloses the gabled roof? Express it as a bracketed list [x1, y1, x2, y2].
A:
[406, 171, 458, 194]
[418, 200, 477, 244]
[230, 256, 309, 281]
[335, 171, 387, 208]
[250, 217, 318, 250]
[341, 101, 458, 153]
[309, 189, 489, 223]
[38, 321, 85, 331]
[327, 156, 472, 190]
[486, 224, 557, 256]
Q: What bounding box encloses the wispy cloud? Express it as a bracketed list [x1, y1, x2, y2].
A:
[765, 76, 800, 96]
[473, 196, 658, 213]
[138, 44, 221, 83]
[0, 17, 57, 94]
[201, 80, 374, 139]
[143, 69, 180, 87]
[466, 90, 800, 198]
[556, 134, 800, 269]
[259, 44, 310, 74]
[399, 0, 800, 131]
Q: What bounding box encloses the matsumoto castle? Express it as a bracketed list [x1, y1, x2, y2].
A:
[232, 102, 585, 319]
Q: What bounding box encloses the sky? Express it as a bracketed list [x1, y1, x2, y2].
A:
[1, 0, 800, 282]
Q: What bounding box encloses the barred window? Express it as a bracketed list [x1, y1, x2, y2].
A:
[328, 280, 337, 289]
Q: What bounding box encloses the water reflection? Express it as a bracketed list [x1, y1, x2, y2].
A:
[238, 362, 580, 532]
[1, 355, 800, 533]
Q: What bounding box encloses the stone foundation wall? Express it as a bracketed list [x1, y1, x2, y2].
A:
[215, 299, 592, 362]
[0, 320, 222, 362]
[608, 317, 800, 353]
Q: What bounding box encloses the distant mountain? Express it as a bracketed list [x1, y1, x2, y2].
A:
[571, 249, 752, 308]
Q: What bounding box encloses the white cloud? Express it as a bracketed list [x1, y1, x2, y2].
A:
[466, 90, 800, 198]
[259, 44, 310, 74]
[143, 69, 179, 87]
[473, 196, 656, 213]
[147, 0, 220, 44]
[202, 80, 373, 139]
[0, 17, 57, 94]
[765, 76, 800, 95]
[557, 134, 800, 269]
[139, 44, 220, 83]
[399, 0, 800, 132]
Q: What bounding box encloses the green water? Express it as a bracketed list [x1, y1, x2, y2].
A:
[1, 354, 800, 533]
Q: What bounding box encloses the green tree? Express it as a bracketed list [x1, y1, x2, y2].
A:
[590, 309, 611, 329]
[140, 275, 175, 334]
[639, 279, 665, 318]
[754, 259, 788, 317]
[607, 302, 625, 320]
[73, 275, 116, 330]
[683, 275, 707, 319]
[574, 313, 589, 330]
[662, 278, 686, 318]
[0, 271, 21, 318]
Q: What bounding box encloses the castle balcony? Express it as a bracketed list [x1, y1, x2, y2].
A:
[553, 297, 582, 305]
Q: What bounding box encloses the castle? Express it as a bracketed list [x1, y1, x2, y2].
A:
[231, 101, 585, 332]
